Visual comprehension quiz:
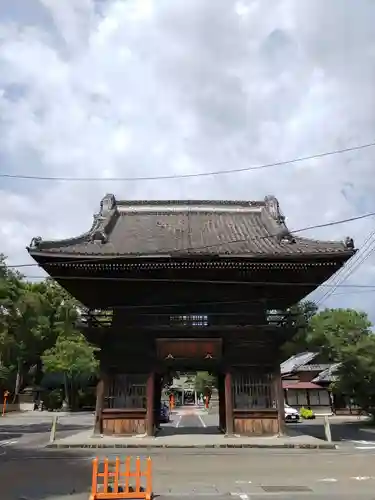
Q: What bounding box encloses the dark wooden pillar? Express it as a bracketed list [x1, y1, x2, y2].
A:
[146, 371, 155, 436]
[154, 374, 162, 429]
[218, 372, 226, 432]
[224, 370, 234, 436]
[274, 367, 286, 436]
[93, 374, 106, 435]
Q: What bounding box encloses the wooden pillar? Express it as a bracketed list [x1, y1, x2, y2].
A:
[154, 374, 162, 429]
[218, 372, 226, 432]
[224, 370, 234, 436]
[93, 374, 106, 435]
[274, 367, 286, 436]
[146, 371, 155, 436]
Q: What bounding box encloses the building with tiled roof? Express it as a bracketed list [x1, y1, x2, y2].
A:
[27, 194, 356, 437]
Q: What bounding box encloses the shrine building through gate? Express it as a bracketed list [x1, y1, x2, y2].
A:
[28, 194, 355, 437]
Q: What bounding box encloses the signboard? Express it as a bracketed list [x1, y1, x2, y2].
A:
[156, 338, 222, 360]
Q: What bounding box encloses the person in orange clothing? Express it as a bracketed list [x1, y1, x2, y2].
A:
[169, 393, 175, 410]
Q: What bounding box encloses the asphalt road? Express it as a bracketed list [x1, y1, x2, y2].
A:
[1, 409, 375, 499]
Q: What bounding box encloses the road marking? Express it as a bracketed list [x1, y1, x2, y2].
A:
[349, 440, 375, 450]
[175, 415, 182, 428]
[235, 481, 252, 484]
[351, 476, 372, 481]
[230, 493, 249, 499]
[197, 414, 207, 428]
[317, 478, 338, 482]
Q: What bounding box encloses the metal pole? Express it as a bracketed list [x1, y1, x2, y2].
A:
[49, 415, 58, 443]
[324, 415, 332, 442]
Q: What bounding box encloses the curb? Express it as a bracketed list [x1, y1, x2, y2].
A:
[46, 442, 337, 450]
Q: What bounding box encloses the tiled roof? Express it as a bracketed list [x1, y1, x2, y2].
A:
[27, 194, 356, 258]
[280, 352, 319, 375]
[312, 363, 340, 383]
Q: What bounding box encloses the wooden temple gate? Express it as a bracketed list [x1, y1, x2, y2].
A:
[28, 194, 355, 437]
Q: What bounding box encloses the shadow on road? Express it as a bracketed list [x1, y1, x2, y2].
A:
[0, 422, 92, 441]
[0, 446, 93, 500]
[288, 418, 375, 443]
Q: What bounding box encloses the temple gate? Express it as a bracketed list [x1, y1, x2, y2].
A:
[28, 194, 355, 436]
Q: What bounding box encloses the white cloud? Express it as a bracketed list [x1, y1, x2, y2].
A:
[0, 0, 375, 315]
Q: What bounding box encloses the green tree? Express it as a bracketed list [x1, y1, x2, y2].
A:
[6, 282, 48, 400]
[1, 257, 47, 398]
[308, 308, 375, 414]
[42, 333, 99, 409]
[194, 371, 216, 397]
[282, 300, 318, 356]
[307, 308, 372, 357]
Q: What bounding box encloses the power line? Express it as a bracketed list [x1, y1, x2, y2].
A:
[316, 229, 375, 306]
[1, 141, 375, 182]
[6, 210, 374, 270]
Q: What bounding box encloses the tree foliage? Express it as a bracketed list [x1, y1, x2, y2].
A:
[0, 256, 100, 409]
[42, 333, 99, 378]
[307, 308, 375, 413]
[285, 305, 375, 414]
[282, 300, 318, 357]
[194, 371, 216, 396]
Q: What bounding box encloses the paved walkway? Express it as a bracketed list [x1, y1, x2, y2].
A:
[47, 406, 335, 449]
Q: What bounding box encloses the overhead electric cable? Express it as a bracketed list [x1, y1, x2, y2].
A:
[316, 231, 375, 306]
[1, 141, 374, 182]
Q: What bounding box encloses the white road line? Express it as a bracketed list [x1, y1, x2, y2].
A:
[230, 494, 249, 499]
[175, 415, 182, 428]
[197, 414, 207, 428]
[351, 476, 373, 481]
[317, 478, 338, 482]
[355, 446, 375, 450]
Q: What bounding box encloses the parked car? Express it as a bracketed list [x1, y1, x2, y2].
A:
[160, 402, 170, 423]
[284, 404, 300, 422]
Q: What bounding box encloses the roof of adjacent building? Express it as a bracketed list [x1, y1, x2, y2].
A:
[282, 381, 323, 390]
[312, 363, 340, 383]
[280, 352, 319, 375]
[27, 194, 356, 258]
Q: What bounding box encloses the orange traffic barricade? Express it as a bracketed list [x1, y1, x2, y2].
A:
[90, 456, 152, 500]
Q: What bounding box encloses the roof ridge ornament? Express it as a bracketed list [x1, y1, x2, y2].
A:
[344, 236, 354, 249]
[90, 194, 116, 243]
[29, 236, 42, 249]
[264, 195, 295, 243]
[264, 195, 284, 224]
[100, 193, 116, 216]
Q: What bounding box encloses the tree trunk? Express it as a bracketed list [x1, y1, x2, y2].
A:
[12, 358, 23, 403]
[63, 372, 70, 410]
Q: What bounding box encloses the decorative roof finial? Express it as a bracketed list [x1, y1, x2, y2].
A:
[344, 236, 354, 250]
[100, 193, 116, 216]
[264, 195, 285, 224]
[29, 236, 42, 249]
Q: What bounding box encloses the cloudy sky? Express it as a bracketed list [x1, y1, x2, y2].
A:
[0, 0, 374, 315]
